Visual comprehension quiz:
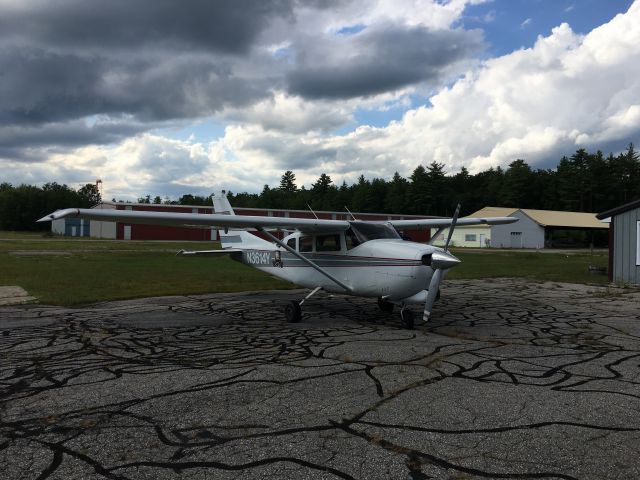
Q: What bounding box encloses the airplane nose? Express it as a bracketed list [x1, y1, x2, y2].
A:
[430, 250, 461, 270]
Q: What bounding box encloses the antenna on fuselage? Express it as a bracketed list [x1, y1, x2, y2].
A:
[344, 206, 357, 221]
[306, 203, 319, 220]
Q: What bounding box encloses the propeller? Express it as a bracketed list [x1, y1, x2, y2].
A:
[423, 204, 461, 322]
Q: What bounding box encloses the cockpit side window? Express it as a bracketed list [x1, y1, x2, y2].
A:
[316, 234, 341, 252]
[286, 237, 296, 251]
[345, 228, 360, 250]
[299, 235, 313, 252]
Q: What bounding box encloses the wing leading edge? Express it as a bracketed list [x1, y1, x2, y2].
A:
[389, 216, 518, 230]
[37, 208, 350, 233]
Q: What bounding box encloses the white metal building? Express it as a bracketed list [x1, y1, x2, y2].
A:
[431, 207, 608, 249]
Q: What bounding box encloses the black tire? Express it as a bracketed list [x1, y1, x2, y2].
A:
[436, 289, 441, 301]
[284, 301, 302, 323]
[400, 309, 415, 330]
[377, 297, 394, 313]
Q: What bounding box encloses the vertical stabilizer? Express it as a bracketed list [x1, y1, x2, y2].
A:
[212, 191, 235, 216]
[212, 191, 272, 249]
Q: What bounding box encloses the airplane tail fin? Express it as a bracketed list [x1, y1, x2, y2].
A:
[212, 191, 236, 216]
[212, 191, 272, 249]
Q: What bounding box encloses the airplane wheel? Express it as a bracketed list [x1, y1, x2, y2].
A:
[400, 309, 415, 330]
[377, 297, 394, 313]
[284, 301, 302, 323]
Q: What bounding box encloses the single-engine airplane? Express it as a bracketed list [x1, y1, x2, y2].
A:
[38, 192, 517, 328]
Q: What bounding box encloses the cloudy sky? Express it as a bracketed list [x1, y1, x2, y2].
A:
[1, 0, 638, 200]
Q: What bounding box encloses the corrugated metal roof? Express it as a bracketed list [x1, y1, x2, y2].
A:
[520, 209, 606, 228]
[467, 206, 517, 218]
[467, 206, 607, 229]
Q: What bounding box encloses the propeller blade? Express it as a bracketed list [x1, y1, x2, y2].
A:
[444, 203, 461, 252]
[425, 202, 461, 322]
[423, 268, 443, 322]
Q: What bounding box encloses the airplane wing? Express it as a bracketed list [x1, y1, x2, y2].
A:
[389, 216, 518, 230]
[37, 208, 350, 233]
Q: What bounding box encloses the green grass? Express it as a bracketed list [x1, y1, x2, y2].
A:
[448, 249, 609, 284]
[0, 232, 294, 305]
[0, 231, 610, 306]
[1, 252, 295, 305]
[0, 231, 47, 239]
[0, 231, 217, 252]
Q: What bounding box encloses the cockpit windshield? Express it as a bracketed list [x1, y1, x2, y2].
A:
[349, 222, 401, 244]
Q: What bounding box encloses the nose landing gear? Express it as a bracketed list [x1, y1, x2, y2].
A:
[378, 297, 414, 329]
[400, 307, 415, 330]
[377, 297, 394, 312]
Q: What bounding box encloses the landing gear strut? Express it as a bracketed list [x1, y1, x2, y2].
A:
[377, 297, 394, 312]
[400, 308, 415, 330]
[284, 287, 322, 323]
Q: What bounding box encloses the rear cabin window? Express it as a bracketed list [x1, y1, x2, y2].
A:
[316, 234, 341, 252]
[299, 236, 313, 252]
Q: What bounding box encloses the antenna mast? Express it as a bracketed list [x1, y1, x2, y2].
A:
[306, 203, 319, 219]
[344, 206, 357, 221]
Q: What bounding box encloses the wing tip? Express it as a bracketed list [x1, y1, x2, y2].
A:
[36, 208, 80, 223]
[36, 213, 56, 223]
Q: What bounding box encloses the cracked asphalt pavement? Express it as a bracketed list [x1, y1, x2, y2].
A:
[1, 279, 640, 479]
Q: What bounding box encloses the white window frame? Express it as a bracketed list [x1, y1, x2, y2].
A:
[636, 221, 640, 266]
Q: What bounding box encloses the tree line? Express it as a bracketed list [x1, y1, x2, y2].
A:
[0, 183, 101, 231]
[1, 144, 638, 231]
[227, 144, 640, 217]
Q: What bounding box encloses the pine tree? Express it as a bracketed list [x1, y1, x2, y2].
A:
[385, 172, 409, 214]
[279, 170, 297, 192]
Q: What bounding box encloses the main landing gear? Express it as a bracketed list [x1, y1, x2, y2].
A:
[285, 301, 302, 323]
[284, 286, 322, 323]
[378, 297, 414, 330]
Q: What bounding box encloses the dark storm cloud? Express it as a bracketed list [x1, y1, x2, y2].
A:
[287, 24, 484, 99]
[0, 0, 295, 145]
[0, 118, 151, 161]
[0, 0, 293, 54]
[1, 47, 274, 126]
[0, 0, 288, 128]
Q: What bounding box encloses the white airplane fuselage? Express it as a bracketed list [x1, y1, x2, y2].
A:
[235, 236, 444, 303]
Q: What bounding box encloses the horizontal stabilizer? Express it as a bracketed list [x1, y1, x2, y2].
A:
[177, 249, 243, 257]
